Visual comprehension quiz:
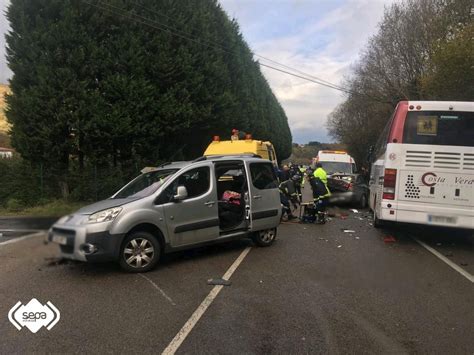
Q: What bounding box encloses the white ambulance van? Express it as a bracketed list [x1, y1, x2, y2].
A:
[312, 151, 356, 175]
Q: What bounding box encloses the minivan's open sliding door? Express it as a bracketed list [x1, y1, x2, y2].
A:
[245, 161, 281, 231]
[214, 161, 251, 233]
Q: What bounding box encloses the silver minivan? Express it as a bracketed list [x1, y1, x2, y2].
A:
[48, 156, 281, 272]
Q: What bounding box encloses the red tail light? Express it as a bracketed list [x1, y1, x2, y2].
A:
[383, 168, 397, 200]
[347, 182, 353, 191]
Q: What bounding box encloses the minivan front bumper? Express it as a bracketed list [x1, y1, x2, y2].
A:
[48, 224, 125, 262]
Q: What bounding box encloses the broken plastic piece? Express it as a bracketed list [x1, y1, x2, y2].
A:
[207, 278, 232, 286]
[343, 229, 355, 233]
[337, 245, 342, 248]
[383, 236, 397, 243]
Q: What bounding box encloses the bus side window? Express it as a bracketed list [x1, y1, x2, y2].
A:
[375, 111, 395, 158]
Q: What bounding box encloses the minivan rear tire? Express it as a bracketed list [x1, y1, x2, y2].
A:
[119, 231, 161, 273]
[252, 228, 277, 247]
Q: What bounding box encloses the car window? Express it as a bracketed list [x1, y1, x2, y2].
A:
[156, 166, 210, 204]
[250, 163, 278, 190]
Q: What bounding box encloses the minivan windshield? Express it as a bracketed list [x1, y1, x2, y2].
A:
[319, 162, 352, 175]
[113, 169, 178, 199]
[403, 111, 474, 146]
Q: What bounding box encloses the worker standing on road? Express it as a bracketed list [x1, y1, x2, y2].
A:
[310, 163, 331, 223]
[278, 165, 291, 182]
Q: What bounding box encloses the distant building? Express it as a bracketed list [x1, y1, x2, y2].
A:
[0, 147, 13, 159]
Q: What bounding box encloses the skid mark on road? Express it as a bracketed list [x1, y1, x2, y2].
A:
[162, 246, 252, 355]
[138, 273, 176, 306]
[413, 237, 474, 283]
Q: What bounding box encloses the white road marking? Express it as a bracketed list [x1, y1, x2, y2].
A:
[138, 273, 176, 306]
[162, 246, 252, 355]
[413, 237, 474, 283]
[0, 231, 45, 246]
[0, 229, 41, 233]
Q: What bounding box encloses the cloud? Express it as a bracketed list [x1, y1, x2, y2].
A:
[0, 0, 11, 83]
[220, 0, 393, 143]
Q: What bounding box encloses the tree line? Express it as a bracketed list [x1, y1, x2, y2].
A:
[327, 0, 473, 166]
[3, 0, 292, 205]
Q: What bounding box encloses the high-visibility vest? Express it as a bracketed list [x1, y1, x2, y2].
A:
[313, 168, 331, 197]
[313, 167, 328, 184]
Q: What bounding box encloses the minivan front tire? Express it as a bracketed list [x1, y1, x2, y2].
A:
[252, 228, 277, 247]
[119, 231, 161, 272]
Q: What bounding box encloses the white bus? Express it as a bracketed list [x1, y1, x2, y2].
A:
[369, 101, 474, 229]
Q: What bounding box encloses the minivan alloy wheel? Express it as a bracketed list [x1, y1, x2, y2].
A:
[252, 228, 277, 247]
[259, 229, 275, 243]
[123, 238, 154, 268]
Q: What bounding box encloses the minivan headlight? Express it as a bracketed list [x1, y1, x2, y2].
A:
[87, 207, 122, 224]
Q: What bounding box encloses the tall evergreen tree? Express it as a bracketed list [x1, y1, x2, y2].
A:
[6, 0, 292, 197]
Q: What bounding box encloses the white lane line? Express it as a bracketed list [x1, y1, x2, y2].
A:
[0, 231, 45, 246]
[138, 273, 176, 306]
[413, 237, 474, 283]
[162, 246, 252, 355]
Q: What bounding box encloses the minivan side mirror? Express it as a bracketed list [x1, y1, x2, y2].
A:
[173, 186, 188, 201]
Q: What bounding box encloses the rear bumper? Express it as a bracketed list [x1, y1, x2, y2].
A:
[379, 202, 474, 229]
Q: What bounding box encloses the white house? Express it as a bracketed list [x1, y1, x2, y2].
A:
[0, 147, 13, 159]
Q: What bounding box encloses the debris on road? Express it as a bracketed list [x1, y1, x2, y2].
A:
[337, 245, 342, 248]
[383, 236, 397, 243]
[207, 278, 232, 286]
[45, 257, 70, 266]
[351, 209, 359, 213]
[343, 229, 355, 233]
[355, 237, 360, 240]
[340, 215, 347, 220]
[460, 262, 468, 267]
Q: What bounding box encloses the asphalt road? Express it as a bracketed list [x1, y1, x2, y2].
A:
[0, 216, 57, 241]
[0, 188, 473, 354]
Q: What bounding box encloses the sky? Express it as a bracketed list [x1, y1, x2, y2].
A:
[0, 0, 393, 143]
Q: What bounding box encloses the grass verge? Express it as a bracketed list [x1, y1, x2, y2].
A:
[0, 199, 88, 217]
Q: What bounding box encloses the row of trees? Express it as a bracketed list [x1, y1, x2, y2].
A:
[5, 0, 292, 203]
[327, 0, 473, 166]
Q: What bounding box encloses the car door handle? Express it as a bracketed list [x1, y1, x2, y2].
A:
[253, 195, 262, 199]
[204, 201, 215, 206]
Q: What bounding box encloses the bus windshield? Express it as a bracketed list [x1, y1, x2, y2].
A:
[403, 111, 474, 147]
[319, 162, 352, 175]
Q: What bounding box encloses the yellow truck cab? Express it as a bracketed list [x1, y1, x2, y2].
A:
[204, 132, 278, 167]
